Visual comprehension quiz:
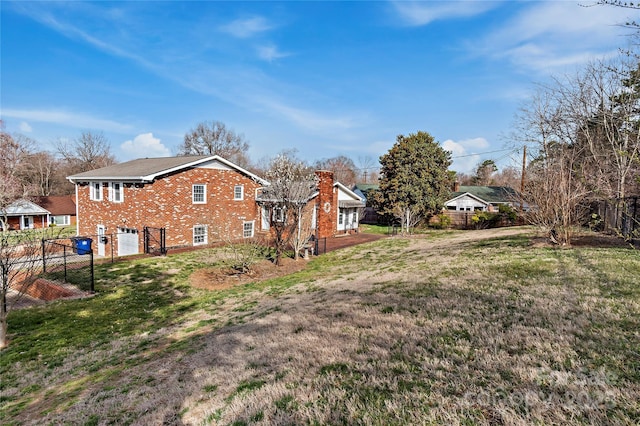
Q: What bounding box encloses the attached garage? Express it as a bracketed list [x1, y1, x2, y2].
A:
[117, 227, 139, 256]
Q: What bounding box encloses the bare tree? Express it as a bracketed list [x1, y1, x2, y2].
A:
[260, 153, 318, 265]
[56, 131, 116, 175]
[523, 143, 592, 245]
[356, 155, 379, 184]
[513, 75, 597, 245]
[492, 166, 521, 189]
[454, 172, 475, 186]
[0, 230, 45, 349]
[179, 121, 250, 167]
[315, 156, 357, 187]
[0, 128, 36, 229]
[210, 222, 268, 275]
[21, 151, 60, 196]
[569, 59, 640, 201]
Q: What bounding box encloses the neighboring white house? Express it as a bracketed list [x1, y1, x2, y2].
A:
[335, 182, 366, 232]
[445, 186, 518, 212]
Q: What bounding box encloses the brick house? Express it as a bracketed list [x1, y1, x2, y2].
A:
[67, 155, 268, 256]
[257, 170, 365, 240]
[287, 170, 365, 237]
[1, 199, 50, 230]
[68, 157, 365, 257]
[35, 196, 77, 227]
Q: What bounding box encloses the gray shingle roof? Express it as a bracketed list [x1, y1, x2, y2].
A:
[450, 186, 518, 203]
[67, 155, 268, 184]
[67, 156, 209, 181]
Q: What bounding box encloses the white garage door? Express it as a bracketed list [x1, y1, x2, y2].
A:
[118, 227, 139, 256]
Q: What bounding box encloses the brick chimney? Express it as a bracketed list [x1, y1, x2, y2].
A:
[453, 180, 460, 192]
[315, 170, 337, 239]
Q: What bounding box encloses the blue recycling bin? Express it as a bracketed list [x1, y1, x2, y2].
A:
[75, 237, 93, 255]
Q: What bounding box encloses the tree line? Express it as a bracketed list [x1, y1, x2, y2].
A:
[0, 120, 382, 202]
[514, 56, 640, 244]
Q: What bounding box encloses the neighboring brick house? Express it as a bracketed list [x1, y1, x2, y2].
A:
[1, 199, 50, 230]
[34, 196, 77, 227]
[257, 170, 365, 238]
[258, 170, 365, 239]
[67, 155, 268, 256]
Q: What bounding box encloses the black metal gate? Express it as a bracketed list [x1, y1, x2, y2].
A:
[143, 226, 167, 255]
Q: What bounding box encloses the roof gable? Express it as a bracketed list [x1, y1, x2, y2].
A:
[2, 199, 50, 216]
[335, 182, 366, 208]
[336, 182, 363, 202]
[446, 192, 489, 206]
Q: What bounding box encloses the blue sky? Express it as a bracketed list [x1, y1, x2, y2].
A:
[1, 1, 636, 174]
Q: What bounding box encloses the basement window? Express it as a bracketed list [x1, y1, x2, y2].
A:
[193, 225, 208, 245]
[243, 221, 254, 238]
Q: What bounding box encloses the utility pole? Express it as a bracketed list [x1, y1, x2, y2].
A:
[520, 146, 527, 193]
[520, 146, 527, 214]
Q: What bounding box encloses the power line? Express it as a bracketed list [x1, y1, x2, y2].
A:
[450, 148, 513, 159]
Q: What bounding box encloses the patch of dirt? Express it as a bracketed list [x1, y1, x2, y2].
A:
[530, 232, 635, 249]
[189, 258, 308, 291]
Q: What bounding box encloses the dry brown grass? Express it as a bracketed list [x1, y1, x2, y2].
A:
[3, 228, 639, 425]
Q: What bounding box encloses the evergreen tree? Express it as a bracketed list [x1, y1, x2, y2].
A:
[373, 131, 452, 233]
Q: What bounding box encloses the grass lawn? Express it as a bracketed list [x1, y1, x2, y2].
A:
[1, 228, 638, 425]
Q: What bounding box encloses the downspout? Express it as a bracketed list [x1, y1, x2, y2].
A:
[74, 182, 80, 236]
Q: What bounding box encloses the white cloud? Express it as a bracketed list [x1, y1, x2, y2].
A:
[2, 108, 132, 132]
[474, 2, 633, 72]
[257, 44, 290, 62]
[220, 16, 272, 38]
[442, 137, 490, 174]
[19, 121, 32, 132]
[119, 133, 171, 160]
[392, 0, 498, 26]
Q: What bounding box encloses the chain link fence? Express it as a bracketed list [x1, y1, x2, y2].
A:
[41, 238, 94, 292]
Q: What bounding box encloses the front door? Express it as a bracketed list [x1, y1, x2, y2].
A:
[23, 216, 34, 230]
[97, 225, 106, 256]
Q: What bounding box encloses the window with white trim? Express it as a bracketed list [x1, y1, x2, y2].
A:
[50, 215, 70, 226]
[338, 211, 344, 225]
[243, 221, 254, 238]
[193, 225, 208, 245]
[273, 207, 285, 222]
[234, 185, 244, 200]
[192, 184, 206, 204]
[90, 182, 103, 201]
[109, 182, 123, 203]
